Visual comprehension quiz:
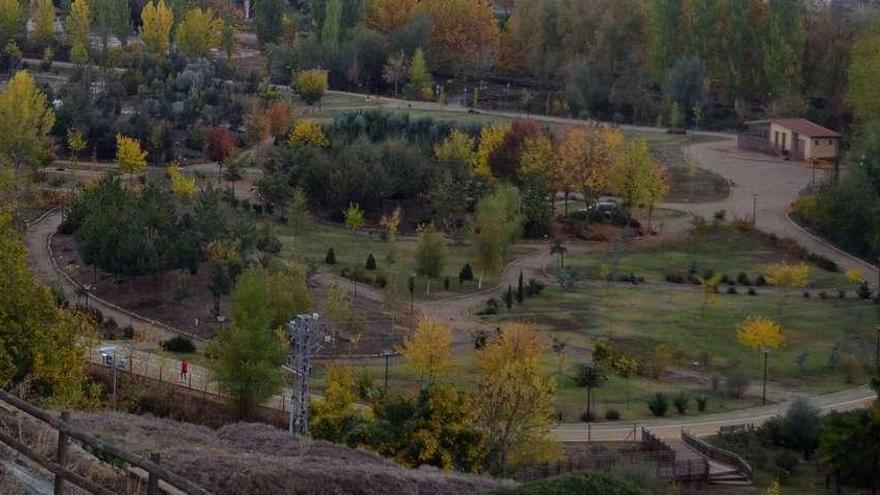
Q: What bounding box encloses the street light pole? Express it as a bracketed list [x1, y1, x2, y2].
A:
[383, 350, 391, 390]
[762, 349, 769, 406]
[875, 325, 880, 374]
[752, 195, 758, 227]
[585, 363, 595, 422]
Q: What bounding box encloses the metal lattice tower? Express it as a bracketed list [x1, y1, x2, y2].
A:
[283, 313, 330, 437]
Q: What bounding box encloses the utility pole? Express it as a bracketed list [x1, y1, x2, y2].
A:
[752, 195, 758, 227]
[762, 349, 770, 406]
[284, 314, 331, 437]
[875, 325, 880, 374]
[382, 350, 391, 390]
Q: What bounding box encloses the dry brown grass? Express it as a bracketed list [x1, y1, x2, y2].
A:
[70, 412, 514, 495]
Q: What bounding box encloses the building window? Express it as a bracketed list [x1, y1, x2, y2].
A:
[814, 139, 819, 146]
[828, 139, 833, 145]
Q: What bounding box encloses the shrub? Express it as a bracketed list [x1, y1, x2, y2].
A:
[736, 272, 751, 286]
[580, 411, 596, 422]
[725, 373, 751, 399]
[459, 263, 474, 284]
[665, 273, 685, 284]
[476, 298, 499, 315]
[123, 326, 135, 339]
[648, 393, 669, 417]
[726, 286, 737, 295]
[818, 290, 828, 299]
[605, 409, 621, 421]
[443, 277, 450, 291]
[755, 275, 767, 286]
[857, 281, 872, 300]
[774, 449, 799, 479]
[365, 253, 376, 270]
[747, 288, 757, 296]
[838, 289, 846, 299]
[509, 473, 647, 495]
[525, 279, 545, 296]
[325, 248, 336, 265]
[802, 291, 810, 298]
[695, 395, 708, 412]
[673, 393, 689, 414]
[720, 274, 732, 285]
[161, 336, 196, 354]
[373, 274, 387, 289]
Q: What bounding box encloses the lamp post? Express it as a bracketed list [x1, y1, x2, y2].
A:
[408, 274, 415, 325]
[382, 350, 392, 390]
[875, 325, 880, 374]
[752, 194, 758, 227]
[762, 348, 770, 406]
[584, 362, 600, 422]
[100, 346, 118, 410]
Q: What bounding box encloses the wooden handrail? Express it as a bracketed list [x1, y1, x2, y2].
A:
[0, 390, 211, 495]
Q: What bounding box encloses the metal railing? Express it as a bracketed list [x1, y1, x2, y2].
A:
[0, 390, 211, 495]
[682, 429, 752, 478]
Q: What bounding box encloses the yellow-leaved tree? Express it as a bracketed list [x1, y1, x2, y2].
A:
[401, 317, 452, 384]
[556, 124, 623, 209]
[293, 69, 329, 107]
[115, 135, 147, 182]
[288, 121, 329, 147]
[0, 70, 56, 173]
[32, 0, 56, 48]
[474, 123, 509, 178]
[167, 163, 196, 199]
[175, 8, 221, 58]
[434, 129, 476, 166]
[519, 134, 555, 176]
[766, 262, 810, 319]
[141, 0, 174, 55]
[609, 138, 669, 225]
[311, 362, 360, 441]
[736, 316, 784, 350]
[474, 323, 560, 473]
[0, 179, 97, 407]
[67, 0, 92, 63]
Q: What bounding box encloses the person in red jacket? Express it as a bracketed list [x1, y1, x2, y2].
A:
[180, 359, 189, 380]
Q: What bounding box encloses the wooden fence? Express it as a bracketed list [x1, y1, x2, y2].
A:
[0, 390, 211, 495]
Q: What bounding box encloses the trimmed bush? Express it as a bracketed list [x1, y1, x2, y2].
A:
[736, 272, 751, 286]
[325, 248, 336, 264]
[726, 286, 737, 294]
[673, 393, 689, 414]
[605, 409, 621, 421]
[459, 263, 474, 284]
[696, 395, 708, 412]
[747, 288, 757, 296]
[161, 336, 196, 354]
[755, 275, 767, 286]
[648, 393, 669, 417]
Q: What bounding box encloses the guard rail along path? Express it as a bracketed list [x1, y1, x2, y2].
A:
[0, 390, 211, 495]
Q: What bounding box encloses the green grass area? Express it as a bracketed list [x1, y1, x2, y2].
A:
[485, 284, 877, 397]
[563, 227, 851, 289]
[276, 222, 533, 299]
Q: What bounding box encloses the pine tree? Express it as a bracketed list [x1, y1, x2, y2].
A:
[321, 0, 342, 52]
[365, 253, 376, 270]
[504, 285, 514, 310]
[516, 271, 524, 304]
[325, 247, 336, 265]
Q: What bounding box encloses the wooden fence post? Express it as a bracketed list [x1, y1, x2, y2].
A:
[147, 453, 160, 495]
[54, 411, 70, 495]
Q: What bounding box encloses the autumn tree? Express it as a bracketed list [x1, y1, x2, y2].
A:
[0, 200, 96, 406]
[33, 0, 56, 48]
[0, 0, 24, 50]
[488, 120, 541, 182]
[311, 362, 360, 441]
[404, 48, 432, 100]
[419, 0, 500, 80]
[609, 139, 669, 225]
[265, 101, 290, 137]
[556, 124, 623, 209]
[344, 202, 365, 232]
[203, 126, 237, 163]
[66, 128, 86, 165]
[472, 185, 523, 288]
[434, 129, 476, 167]
[293, 69, 329, 106]
[382, 50, 409, 96]
[474, 323, 560, 473]
[167, 164, 197, 199]
[175, 8, 221, 58]
[415, 224, 448, 295]
[243, 106, 271, 145]
[401, 317, 452, 384]
[289, 121, 329, 148]
[0, 71, 56, 173]
[367, 0, 417, 33]
[209, 267, 310, 418]
[736, 316, 784, 350]
[141, 0, 174, 55]
[115, 135, 147, 181]
[475, 123, 509, 177]
[67, 0, 91, 63]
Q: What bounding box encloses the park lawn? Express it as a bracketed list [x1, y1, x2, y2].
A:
[487, 286, 879, 396]
[561, 227, 851, 289]
[276, 222, 535, 299]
